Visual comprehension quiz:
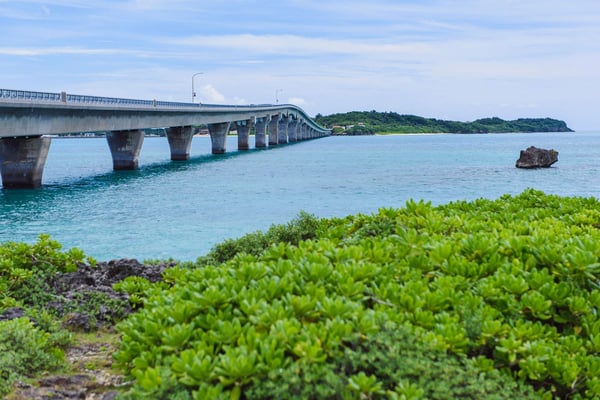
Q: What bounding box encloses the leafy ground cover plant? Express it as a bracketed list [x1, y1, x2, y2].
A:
[194, 211, 322, 266]
[0, 234, 94, 310]
[0, 235, 96, 396]
[115, 189, 600, 399]
[243, 325, 539, 399]
[0, 236, 175, 397]
[0, 316, 70, 396]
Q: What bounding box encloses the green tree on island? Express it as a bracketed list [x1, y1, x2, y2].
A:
[315, 111, 573, 134]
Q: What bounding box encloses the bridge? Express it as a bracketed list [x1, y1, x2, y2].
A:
[0, 89, 330, 188]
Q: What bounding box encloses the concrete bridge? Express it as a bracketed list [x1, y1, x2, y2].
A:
[0, 89, 330, 188]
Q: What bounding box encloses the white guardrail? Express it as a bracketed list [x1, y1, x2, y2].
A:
[0, 89, 281, 110]
[0, 88, 199, 109]
[0, 88, 330, 132]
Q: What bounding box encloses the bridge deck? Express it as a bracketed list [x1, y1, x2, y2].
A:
[0, 88, 330, 188]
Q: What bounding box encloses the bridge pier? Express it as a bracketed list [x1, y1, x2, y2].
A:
[0, 90, 331, 188]
[278, 115, 289, 144]
[106, 129, 145, 170]
[288, 118, 299, 142]
[166, 125, 194, 160]
[236, 119, 252, 150]
[254, 117, 268, 148]
[296, 121, 306, 141]
[208, 122, 231, 154]
[268, 115, 280, 146]
[0, 136, 51, 188]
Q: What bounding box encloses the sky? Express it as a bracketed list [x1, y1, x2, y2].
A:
[1, 0, 599, 130]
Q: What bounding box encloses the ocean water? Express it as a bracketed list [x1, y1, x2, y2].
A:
[0, 132, 598, 261]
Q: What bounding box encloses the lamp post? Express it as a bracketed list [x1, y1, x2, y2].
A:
[192, 72, 203, 103]
[275, 89, 283, 104]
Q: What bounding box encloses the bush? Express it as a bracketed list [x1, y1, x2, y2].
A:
[196, 211, 322, 266]
[0, 317, 68, 396]
[114, 190, 600, 399]
[245, 325, 540, 399]
[0, 234, 94, 311]
[0, 235, 95, 395]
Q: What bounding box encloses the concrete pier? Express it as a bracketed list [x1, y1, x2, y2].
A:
[254, 117, 268, 148]
[296, 123, 304, 140]
[236, 119, 252, 150]
[166, 126, 194, 160]
[208, 122, 231, 154]
[0, 136, 51, 188]
[0, 89, 331, 188]
[268, 115, 280, 146]
[106, 129, 145, 170]
[288, 119, 299, 142]
[278, 115, 289, 144]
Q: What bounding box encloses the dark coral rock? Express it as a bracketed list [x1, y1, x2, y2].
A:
[0, 307, 26, 321]
[516, 146, 558, 168]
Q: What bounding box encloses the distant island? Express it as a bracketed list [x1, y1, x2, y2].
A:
[314, 111, 573, 135]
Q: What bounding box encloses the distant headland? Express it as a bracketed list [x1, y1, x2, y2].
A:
[314, 111, 573, 135]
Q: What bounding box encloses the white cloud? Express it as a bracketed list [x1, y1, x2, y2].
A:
[5, 0, 92, 6]
[0, 47, 126, 56]
[1, 0, 599, 129]
[200, 84, 225, 103]
[169, 34, 430, 58]
[123, 0, 192, 11]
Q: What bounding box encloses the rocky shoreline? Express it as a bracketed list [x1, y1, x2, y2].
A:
[51, 258, 173, 331]
[3, 258, 175, 400]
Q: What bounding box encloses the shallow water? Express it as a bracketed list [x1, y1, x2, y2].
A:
[0, 132, 597, 261]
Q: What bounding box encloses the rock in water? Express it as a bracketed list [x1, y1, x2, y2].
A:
[516, 146, 558, 168]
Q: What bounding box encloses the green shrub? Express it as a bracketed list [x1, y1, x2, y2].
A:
[114, 276, 156, 308]
[0, 235, 111, 395]
[0, 234, 95, 311]
[245, 325, 540, 399]
[0, 317, 69, 396]
[114, 190, 600, 399]
[196, 211, 322, 266]
[25, 308, 73, 348]
[0, 234, 129, 330]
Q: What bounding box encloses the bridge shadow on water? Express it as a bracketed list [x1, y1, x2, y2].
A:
[64, 147, 266, 187]
[0, 143, 300, 207]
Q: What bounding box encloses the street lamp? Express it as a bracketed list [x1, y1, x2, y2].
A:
[192, 72, 203, 103]
[275, 89, 283, 104]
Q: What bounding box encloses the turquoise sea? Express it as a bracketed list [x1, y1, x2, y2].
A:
[0, 132, 598, 261]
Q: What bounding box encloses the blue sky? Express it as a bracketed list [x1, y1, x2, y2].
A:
[1, 0, 599, 130]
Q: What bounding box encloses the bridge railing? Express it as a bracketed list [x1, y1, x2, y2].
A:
[1, 89, 62, 102]
[0, 88, 330, 133]
[0, 88, 200, 109]
[0, 89, 288, 110]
